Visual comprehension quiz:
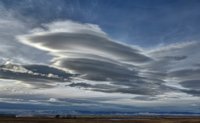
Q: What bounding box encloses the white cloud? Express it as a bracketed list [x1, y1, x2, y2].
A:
[0, 17, 199, 109]
[0, 4, 51, 65]
[16, 20, 200, 97]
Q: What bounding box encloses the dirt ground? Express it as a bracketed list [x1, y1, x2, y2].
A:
[0, 117, 199, 123]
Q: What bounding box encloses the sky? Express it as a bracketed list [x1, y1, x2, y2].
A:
[0, 0, 200, 115]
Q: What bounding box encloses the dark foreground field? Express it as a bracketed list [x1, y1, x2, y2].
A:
[0, 116, 199, 123]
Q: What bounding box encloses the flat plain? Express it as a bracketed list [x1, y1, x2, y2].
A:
[0, 116, 199, 123]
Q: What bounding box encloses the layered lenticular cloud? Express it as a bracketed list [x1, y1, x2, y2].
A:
[14, 20, 200, 98]
[0, 18, 198, 114]
[19, 21, 151, 63]
[0, 0, 200, 115]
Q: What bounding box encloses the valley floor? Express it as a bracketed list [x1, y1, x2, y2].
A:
[0, 116, 200, 123]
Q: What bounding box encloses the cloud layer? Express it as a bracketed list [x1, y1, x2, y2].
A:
[0, 15, 199, 113]
[0, 62, 73, 88]
[15, 21, 200, 98]
[0, 0, 200, 114]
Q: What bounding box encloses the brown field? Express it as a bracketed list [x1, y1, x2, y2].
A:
[0, 116, 199, 123]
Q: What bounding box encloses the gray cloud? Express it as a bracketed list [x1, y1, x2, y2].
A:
[58, 58, 174, 95]
[180, 80, 200, 90]
[0, 1, 199, 114]
[181, 89, 200, 96]
[68, 80, 172, 96]
[21, 32, 151, 63]
[58, 58, 138, 82]
[93, 85, 172, 95]
[163, 56, 187, 61]
[168, 68, 200, 80]
[17, 21, 173, 96]
[16, 21, 200, 98]
[0, 63, 73, 88]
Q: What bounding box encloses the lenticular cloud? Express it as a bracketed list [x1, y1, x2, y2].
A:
[15, 20, 200, 97]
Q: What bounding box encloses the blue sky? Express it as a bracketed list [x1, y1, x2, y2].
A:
[0, 0, 200, 115]
[2, 0, 200, 46]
